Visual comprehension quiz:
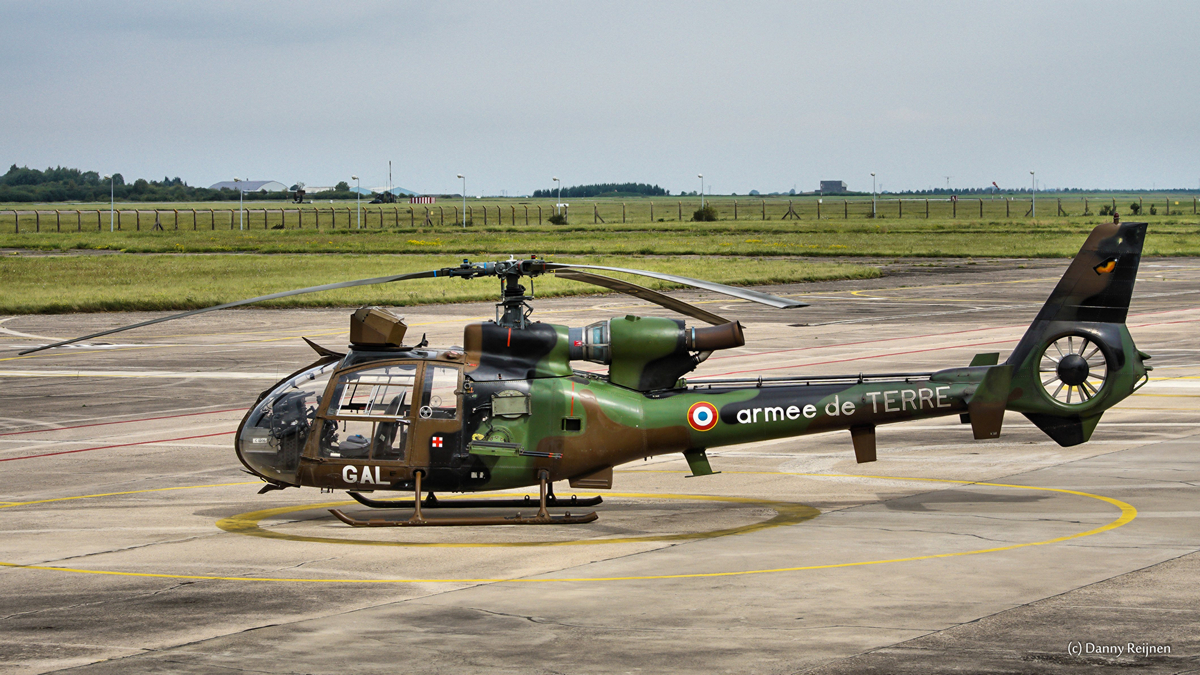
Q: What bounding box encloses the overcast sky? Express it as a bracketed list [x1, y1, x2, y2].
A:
[3, 1, 1197, 195]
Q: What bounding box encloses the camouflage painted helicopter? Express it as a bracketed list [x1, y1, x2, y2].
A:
[24, 219, 1151, 527]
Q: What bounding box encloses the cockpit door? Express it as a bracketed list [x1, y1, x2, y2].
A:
[311, 362, 420, 486]
[409, 363, 464, 469]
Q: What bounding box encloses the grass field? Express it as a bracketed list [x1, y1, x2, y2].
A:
[1, 217, 1196, 258]
[2, 195, 1194, 315]
[0, 255, 880, 314]
[1, 195, 1197, 258]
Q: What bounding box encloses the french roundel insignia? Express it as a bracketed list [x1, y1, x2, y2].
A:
[687, 401, 719, 431]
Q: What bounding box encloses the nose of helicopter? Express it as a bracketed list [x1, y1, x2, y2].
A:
[235, 392, 311, 486]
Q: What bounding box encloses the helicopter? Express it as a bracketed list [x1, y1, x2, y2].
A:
[22, 219, 1151, 528]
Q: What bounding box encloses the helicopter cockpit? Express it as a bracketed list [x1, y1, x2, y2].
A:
[236, 360, 337, 485]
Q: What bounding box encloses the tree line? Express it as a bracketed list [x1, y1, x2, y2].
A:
[532, 182, 668, 199]
[0, 165, 360, 203]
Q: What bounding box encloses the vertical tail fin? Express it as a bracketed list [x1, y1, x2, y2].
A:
[1004, 221, 1150, 446]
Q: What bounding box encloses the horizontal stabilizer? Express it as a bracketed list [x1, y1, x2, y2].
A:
[969, 352, 1000, 367]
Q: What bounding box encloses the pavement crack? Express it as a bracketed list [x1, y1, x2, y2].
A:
[32, 532, 218, 566]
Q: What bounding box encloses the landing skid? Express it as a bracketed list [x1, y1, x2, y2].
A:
[346, 491, 603, 510]
[329, 471, 599, 527]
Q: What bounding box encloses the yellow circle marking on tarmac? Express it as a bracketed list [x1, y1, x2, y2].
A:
[214, 492, 819, 548]
[0, 474, 1136, 584]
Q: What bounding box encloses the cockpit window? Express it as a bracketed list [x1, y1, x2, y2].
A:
[327, 364, 418, 418]
[421, 365, 460, 420]
[320, 363, 419, 461]
[238, 360, 337, 483]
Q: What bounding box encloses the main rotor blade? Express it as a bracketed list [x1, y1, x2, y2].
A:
[541, 263, 808, 310]
[553, 271, 731, 325]
[17, 269, 442, 355]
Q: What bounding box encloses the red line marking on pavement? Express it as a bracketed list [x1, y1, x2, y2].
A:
[0, 431, 234, 462]
[0, 408, 247, 437]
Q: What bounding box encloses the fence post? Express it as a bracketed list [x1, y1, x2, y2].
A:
[483, 205, 488, 226]
[1112, 198, 1116, 213]
[525, 205, 529, 225]
[763, 200, 767, 220]
[1139, 197, 1143, 215]
[1084, 198, 1088, 215]
[537, 205, 541, 224]
[11, 210, 17, 233]
[55, 210, 60, 232]
[595, 203, 599, 224]
[649, 202, 653, 221]
[118, 210, 122, 231]
[510, 205, 515, 225]
[898, 199, 902, 218]
[1057, 198, 1063, 216]
[734, 200, 738, 220]
[678, 201, 682, 220]
[1194, 197, 1197, 215]
[36, 210, 40, 232]
[816, 200, 820, 219]
[844, 200, 848, 219]
[980, 199, 983, 217]
[97, 210, 102, 231]
[76, 210, 82, 232]
[622, 203, 626, 223]
[952, 199, 957, 218]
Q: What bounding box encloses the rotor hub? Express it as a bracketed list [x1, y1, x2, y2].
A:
[1056, 353, 1090, 386]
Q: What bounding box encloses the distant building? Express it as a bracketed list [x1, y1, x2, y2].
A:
[208, 180, 287, 193]
[820, 180, 847, 194]
[377, 186, 417, 196]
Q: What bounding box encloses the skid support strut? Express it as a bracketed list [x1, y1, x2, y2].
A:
[329, 470, 599, 527]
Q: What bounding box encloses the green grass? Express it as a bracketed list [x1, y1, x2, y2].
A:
[0, 255, 880, 314]
[1, 218, 1196, 257]
[1, 195, 1197, 257]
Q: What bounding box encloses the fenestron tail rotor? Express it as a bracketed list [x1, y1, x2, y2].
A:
[1038, 334, 1109, 405]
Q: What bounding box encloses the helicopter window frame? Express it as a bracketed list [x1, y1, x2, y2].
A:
[325, 362, 420, 419]
[419, 363, 462, 421]
[315, 360, 425, 462]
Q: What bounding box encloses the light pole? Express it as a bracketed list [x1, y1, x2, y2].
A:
[1030, 171, 1036, 218]
[457, 174, 466, 227]
[103, 175, 114, 232]
[553, 176, 561, 214]
[351, 175, 360, 229]
[234, 177, 244, 230]
[698, 174, 704, 208]
[871, 172, 877, 217]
